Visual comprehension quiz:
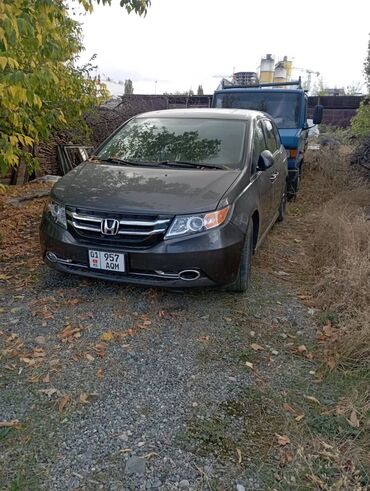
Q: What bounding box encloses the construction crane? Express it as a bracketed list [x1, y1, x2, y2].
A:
[293, 68, 320, 92]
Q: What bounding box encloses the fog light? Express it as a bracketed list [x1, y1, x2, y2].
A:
[46, 251, 58, 263]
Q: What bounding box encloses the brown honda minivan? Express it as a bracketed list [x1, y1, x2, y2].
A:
[40, 108, 287, 291]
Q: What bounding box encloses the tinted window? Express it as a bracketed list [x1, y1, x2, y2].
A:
[252, 121, 266, 174]
[97, 117, 248, 169]
[214, 92, 301, 128]
[262, 120, 278, 153]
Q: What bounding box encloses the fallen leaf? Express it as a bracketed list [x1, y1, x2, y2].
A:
[297, 345, 307, 353]
[58, 324, 82, 341]
[94, 343, 107, 358]
[79, 393, 90, 404]
[118, 448, 133, 453]
[96, 368, 104, 379]
[245, 361, 254, 369]
[304, 395, 321, 406]
[251, 343, 264, 352]
[0, 419, 21, 429]
[348, 410, 360, 428]
[42, 373, 50, 383]
[198, 336, 210, 342]
[144, 452, 159, 459]
[295, 414, 305, 422]
[236, 447, 242, 464]
[282, 402, 296, 414]
[276, 434, 290, 446]
[67, 298, 82, 306]
[100, 330, 114, 342]
[58, 394, 70, 412]
[85, 353, 95, 362]
[39, 388, 58, 397]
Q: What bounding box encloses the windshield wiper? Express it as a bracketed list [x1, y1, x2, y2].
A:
[155, 160, 229, 170]
[95, 157, 141, 166]
[95, 157, 229, 170]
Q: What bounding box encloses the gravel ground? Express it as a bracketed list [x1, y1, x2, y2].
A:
[0, 259, 316, 490]
[0, 185, 319, 490]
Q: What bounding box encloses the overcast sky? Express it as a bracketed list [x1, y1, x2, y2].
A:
[78, 0, 370, 95]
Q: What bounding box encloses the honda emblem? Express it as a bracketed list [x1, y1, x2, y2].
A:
[101, 219, 120, 235]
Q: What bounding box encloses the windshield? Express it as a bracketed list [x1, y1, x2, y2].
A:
[97, 117, 247, 169]
[213, 92, 301, 129]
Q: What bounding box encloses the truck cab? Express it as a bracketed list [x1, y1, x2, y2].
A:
[212, 81, 323, 198]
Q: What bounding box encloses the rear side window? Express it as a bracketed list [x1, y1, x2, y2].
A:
[252, 121, 267, 174]
[262, 119, 278, 153]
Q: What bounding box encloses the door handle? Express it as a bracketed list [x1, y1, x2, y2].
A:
[270, 171, 279, 182]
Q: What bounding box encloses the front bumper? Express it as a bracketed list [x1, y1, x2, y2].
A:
[40, 215, 245, 288]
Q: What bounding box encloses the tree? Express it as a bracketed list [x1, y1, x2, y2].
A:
[0, 0, 150, 176]
[311, 77, 326, 96]
[364, 33, 370, 93]
[352, 36, 370, 137]
[344, 82, 363, 95]
[197, 85, 204, 95]
[124, 79, 134, 94]
[188, 88, 194, 96]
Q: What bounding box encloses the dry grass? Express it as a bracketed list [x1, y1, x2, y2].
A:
[304, 147, 370, 372]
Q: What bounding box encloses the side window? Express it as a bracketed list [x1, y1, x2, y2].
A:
[262, 119, 278, 153]
[252, 121, 267, 174]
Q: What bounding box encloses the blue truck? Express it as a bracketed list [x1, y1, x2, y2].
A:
[212, 80, 323, 198]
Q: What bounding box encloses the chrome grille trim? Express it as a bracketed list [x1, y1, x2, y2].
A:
[70, 212, 101, 223]
[71, 221, 100, 232]
[69, 211, 169, 227]
[66, 209, 171, 243]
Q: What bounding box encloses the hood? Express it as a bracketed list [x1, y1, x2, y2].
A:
[278, 128, 302, 149]
[51, 162, 240, 215]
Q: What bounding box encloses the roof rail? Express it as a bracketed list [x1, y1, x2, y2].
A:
[219, 77, 302, 90]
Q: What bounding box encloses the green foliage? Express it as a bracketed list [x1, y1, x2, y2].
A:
[124, 79, 134, 94]
[0, 0, 150, 176]
[351, 98, 370, 138]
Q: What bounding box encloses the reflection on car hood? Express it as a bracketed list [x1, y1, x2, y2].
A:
[51, 162, 240, 214]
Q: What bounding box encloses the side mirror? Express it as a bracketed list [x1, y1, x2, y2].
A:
[313, 105, 323, 125]
[258, 150, 274, 171]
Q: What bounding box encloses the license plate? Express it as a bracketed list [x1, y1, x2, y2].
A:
[88, 250, 125, 272]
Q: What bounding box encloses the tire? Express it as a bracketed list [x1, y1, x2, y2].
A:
[277, 184, 287, 222]
[287, 172, 300, 200]
[227, 220, 254, 293]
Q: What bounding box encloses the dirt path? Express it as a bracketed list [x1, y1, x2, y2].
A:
[0, 172, 366, 490]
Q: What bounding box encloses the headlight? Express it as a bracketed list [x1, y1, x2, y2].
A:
[44, 198, 67, 229]
[165, 206, 230, 239]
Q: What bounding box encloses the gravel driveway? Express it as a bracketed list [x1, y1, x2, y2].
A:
[0, 188, 316, 490]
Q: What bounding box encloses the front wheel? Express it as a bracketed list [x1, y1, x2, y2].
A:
[277, 184, 287, 222]
[227, 220, 254, 293]
[287, 173, 300, 200]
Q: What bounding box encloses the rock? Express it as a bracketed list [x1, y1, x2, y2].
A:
[118, 432, 129, 442]
[179, 480, 190, 489]
[125, 456, 146, 475]
[35, 336, 46, 345]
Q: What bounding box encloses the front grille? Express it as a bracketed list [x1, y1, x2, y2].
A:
[66, 207, 172, 248]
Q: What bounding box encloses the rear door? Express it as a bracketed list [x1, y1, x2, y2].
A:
[261, 118, 284, 217]
[251, 120, 275, 234]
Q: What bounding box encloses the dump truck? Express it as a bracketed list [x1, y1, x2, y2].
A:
[212, 79, 323, 198]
